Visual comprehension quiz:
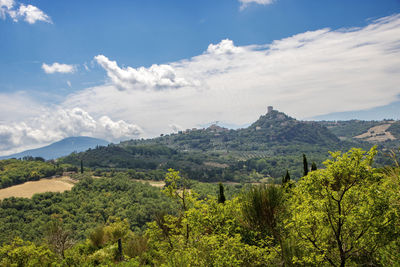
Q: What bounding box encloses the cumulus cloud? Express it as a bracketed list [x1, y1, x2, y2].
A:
[97, 116, 142, 139]
[206, 39, 244, 55]
[239, 0, 274, 10]
[0, 0, 51, 23]
[17, 4, 51, 24]
[94, 55, 192, 90]
[42, 62, 76, 74]
[0, 107, 142, 156]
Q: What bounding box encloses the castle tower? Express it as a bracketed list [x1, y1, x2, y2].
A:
[267, 106, 273, 114]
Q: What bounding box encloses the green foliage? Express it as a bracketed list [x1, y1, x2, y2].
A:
[0, 158, 63, 188]
[89, 225, 105, 249]
[241, 184, 288, 265]
[0, 237, 57, 267]
[145, 197, 281, 266]
[282, 170, 291, 184]
[45, 216, 74, 258]
[287, 147, 392, 266]
[163, 169, 192, 210]
[242, 184, 285, 238]
[311, 161, 317, 171]
[388, 121, 400, 139]
[0, 174, 177, 244]
[123, 233, 148, 261]
[189, 180, 244, 200]
[318, 120, 387, 140]
[1, 147, 400, 266]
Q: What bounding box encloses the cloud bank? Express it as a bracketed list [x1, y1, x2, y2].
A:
[0, 107, 142, 156]
[0, 0, 51, 24]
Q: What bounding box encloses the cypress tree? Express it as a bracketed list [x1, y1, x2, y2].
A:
[282, 170, 291, 184]
[311, 162, 317, 171]
[117, 238, 123, 261]
[218, 183, 226, 204]
[80, 160, 84, 174]
[303, 154, 309, 176]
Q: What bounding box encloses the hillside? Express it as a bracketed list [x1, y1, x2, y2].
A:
[59, 109, 400, 181]
[240, 109, 340, 146]
[0, 137, 109, 160]
[127, 108, 341, 151]
[60, 108, 355, 180]
[317, 120, 400, 145]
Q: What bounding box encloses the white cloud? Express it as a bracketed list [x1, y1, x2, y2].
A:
[42, 62, 76, 74]
[67, 81, 72, 87]
[94, 55, 192, 90]
[17, 4, 51, 24]
[206, 39, 244, 55]
[239, 0, 274, 10]
[0, 0, 13, 9]
[0, 107, 142, 156]
[0, 0, 15, 19]
[97, 116, 142, 139]
[0, 92, 46, 124]
[0, 0, 51, 24]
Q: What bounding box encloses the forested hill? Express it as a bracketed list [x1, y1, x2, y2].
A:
[59, 108, 399, 181]
[60, 109, 358, 181]
[242, 109, 340, 145]
[125, 109, 342, 151]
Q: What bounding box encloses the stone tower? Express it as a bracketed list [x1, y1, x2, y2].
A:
[267, 106, 273, 114]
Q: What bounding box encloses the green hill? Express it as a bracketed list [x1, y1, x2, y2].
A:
[60, 109, 355, 181]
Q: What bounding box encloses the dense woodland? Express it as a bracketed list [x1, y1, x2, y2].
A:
[0, 157, 63, 189]
[0, 147, 399, 266]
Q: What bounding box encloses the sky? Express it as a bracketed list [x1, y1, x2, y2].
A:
[0, 0, 400, 155]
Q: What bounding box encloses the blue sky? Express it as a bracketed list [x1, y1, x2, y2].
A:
[0, 0, 400, 154]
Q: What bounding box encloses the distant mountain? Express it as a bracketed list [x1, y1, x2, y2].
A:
[0, 137, 109, 160]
